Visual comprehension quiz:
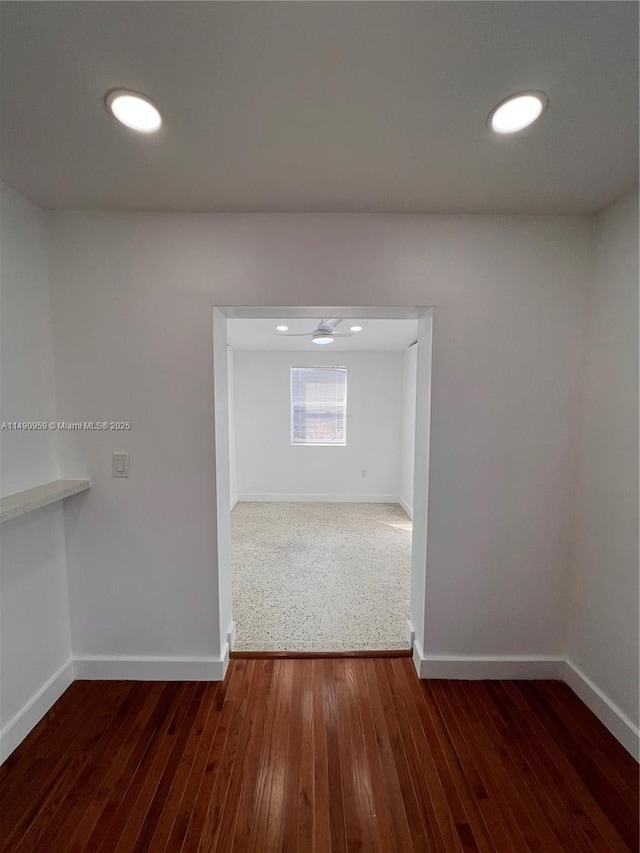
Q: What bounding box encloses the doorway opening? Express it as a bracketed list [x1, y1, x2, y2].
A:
[213, 307, 433, 659]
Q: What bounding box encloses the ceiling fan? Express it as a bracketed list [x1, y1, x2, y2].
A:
[275, 318, 360, 345]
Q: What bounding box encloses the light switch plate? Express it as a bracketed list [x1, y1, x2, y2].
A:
[112, 452, 130, 478]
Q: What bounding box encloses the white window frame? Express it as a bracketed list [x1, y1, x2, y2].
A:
[290, 366, 348, 447]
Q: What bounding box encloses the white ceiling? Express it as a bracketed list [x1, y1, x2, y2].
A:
[227, 318, 417, 352]
[0, 2, 637, 215]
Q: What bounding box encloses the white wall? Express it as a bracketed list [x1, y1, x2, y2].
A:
[399, 343, 417, 516]
[234, 350, 403, 501]
[567, 191, 639, 730]
[0, 187, 59, 495]
[47, 211, 591, 664]
[227, 346, 238, 509]
[0, 185, 73, 761]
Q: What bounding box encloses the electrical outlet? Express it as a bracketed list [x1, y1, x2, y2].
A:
[112, 452, 130, 478]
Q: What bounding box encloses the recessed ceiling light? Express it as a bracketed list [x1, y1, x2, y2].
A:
[276, 325, 289, 332]
[105, 89, 162, 133]
[488, 91, 548, 134]
[350, 326, 363, 332]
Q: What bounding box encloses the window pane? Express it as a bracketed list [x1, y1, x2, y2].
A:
[291, 367, 347, 445]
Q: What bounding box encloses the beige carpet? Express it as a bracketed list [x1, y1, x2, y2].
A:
[231, 501, 412, 651]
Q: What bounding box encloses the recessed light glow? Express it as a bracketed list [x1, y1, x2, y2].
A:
[488, 91, 548, 134]
[276, 325, 289, 332]
[312, 335, 334, 345]
[350, 326, 363, 332]
[105, 89, 162, 133]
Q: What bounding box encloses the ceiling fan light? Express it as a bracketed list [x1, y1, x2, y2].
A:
[312, 334, 334, 345]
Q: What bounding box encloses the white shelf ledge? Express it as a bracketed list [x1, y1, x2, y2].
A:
[0, 479, 90, 523]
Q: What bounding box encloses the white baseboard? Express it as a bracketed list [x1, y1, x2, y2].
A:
[412, 651, 564, 681]
[406, 619, 415, 649]
[237, 493, 400, 504]
[74, 653, 229, 681]
[398, 496, 413, 519]
[562, 660, 639, 760]
[220, 642, 231, 678]
[227, 620, 237, 652]
[0, 657, 74, 764]
[412, 638, 426, 677]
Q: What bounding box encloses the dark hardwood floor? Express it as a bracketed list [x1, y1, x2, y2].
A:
[0, 658, 637, 852]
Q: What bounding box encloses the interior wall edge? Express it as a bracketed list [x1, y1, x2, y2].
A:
[0, 657, 74, 765]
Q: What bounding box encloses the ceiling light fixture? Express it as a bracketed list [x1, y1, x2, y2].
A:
[276, 325, 289, 332]
[488, 91, 548, 134]
[105, 89, 162, 133]
[312, 333, 334, 345]
[350, 326, 363, 332]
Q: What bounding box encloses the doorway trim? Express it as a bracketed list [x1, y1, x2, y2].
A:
[212, 306, 434, 676]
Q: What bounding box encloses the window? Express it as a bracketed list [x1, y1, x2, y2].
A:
[291, 366, 347, 446]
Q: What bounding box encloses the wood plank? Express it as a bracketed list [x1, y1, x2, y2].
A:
[89, 682, 183, 853]
[229, 660, 276, 852]
[214, 660, 273, 852]
[322, 658, 348, 853]
[350, 660, 401, 853]
[164, 676, 232, 852]
[504, 680, 631, 852]
[391, 660, 476, 852]
[362, 660, 416, 852]
[102, 683, 191, 852]
[29, 683, 163, 853]
[295, 660, 316, 851]
[372, 659, 431, 849]
[442, 680, 543, 851]
[480, 680, 594, 853]
[143, 682, 220, 851]
[0, 661, 637, 853]
[382, 660, 456, 851]
[125, 684, 204, 852]
[518, 681, 637, 852]
[331, 659, 369, 852]
[310, 659, 332, 853]
[462, 680, 566, 852]
[260, 659, 295, 853]
[181, 661, 255, 852]
[4, 682, 132, 852]
[399, 663, 493, 853]
[429, 679, 530, 852]
[540, 680, 638, 788]
[536, 681, 639, 820]
[280, 660, 306, 852]
[63, 683, 176, 853]
[244, 659, 287, 853]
